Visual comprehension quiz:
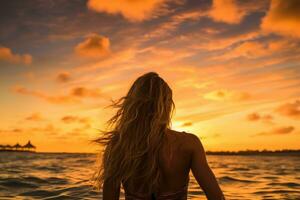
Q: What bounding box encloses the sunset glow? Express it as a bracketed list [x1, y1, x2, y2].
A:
[0, 0, 299, 152]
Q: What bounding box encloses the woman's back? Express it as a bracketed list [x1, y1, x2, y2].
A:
[124, 129, 191, 196]
[105, 128, 224, 199]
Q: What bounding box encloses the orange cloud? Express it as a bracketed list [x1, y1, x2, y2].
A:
[203, 89, 251, 101]
[216, 39, 297, 60]
[56, 72, 71, 83]
[63, 127, 93, 138]
[70, 87, 102, 98]
[61, 115, 90, 124]
[13, 86, 78, 104]
[247, 113, 260, 121]
[87, 0, 168, 22]
[181, 122, 193, 127]
[0, 128, 23, 134]
[276, 100, 300, 119]
[209, 0, 246, 24]
[1, 124, 60, 137]
[247, 112, 273, 122]
[75, 34, 110, 58]
[30, 124, 60, 135]
[262, 114, 273, 121]
[13, 86, 104, 104]
[25, 112, 44, 121]
[0, 46, 32, 65]
[144, 10, 207, 39]
[261, 0, 300, 38]
[256, 126, 295, 136]
[224, 41, 268, 59]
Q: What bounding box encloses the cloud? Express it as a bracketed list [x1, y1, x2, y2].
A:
[207, 0, 268, 24]
[273, 126, 295, 134]
[13, 85, 104, 105]
[175, 100, 262, 123]
[215, 39, 298, 61]
[203, 89, 251, 101]
[176, 79, 213, 90]
[144, 9, 207, 39]
[181, 122, 193, 127]
[70, 87, 102, 98]
[190, 30, 261, 54]
[63, 127, 93, 138]
[262, 114, 273, 121]
[0, 124, 60, 137]
[221, 41, 268, 59]
[255, 126, 295, 136]
[0, 128, 23, 134]
[25, 112, 44, 121]
[61, 115, 90, 124]
[247, 112, 260, 121]
[56, 72, 71, 83]
[208, 0, 246, 24]
[30, 124, 60, 135]
[261, 0, 300, 38]
[199, 133, 221, 140]
[247, 112, 273, 122]
[87, 0, 169, 22]
[0, 46, 32, 65]
[276, 100, 300, 119]
[13, 86, 79, 104]
[75, 34, 110, 58]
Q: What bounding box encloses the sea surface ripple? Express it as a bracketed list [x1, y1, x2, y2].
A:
[0, 152, 299, 199]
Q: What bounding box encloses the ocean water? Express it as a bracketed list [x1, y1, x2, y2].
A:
[0, 152, 299, 200]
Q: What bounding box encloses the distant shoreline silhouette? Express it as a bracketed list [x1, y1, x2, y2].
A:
[0, 141, 36, 152]
[206, 149, 300, 156]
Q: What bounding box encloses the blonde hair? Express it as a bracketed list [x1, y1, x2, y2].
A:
[94, 72, 175, 194]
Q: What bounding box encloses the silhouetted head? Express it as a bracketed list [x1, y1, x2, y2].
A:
[94, 72, 175, 193]
[122, 72, 174, 129]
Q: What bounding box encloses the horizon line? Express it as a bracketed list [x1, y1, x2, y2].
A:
[4, 148, 299, 154]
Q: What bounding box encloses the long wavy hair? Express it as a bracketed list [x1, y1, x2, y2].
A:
[94, 72, 175, 194]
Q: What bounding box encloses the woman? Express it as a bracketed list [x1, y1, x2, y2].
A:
[95, 72, 224, 200]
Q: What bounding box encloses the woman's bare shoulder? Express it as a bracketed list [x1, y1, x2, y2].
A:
[183, 132, 202, 150]
[179, 132, 207, 162]
[167, 129, 202, 150]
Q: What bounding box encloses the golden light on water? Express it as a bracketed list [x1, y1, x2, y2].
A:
[0, 0, 300, 152]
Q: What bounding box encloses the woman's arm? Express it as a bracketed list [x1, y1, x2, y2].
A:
[103, 178, 120, 200]
[189, 134, 225, 200]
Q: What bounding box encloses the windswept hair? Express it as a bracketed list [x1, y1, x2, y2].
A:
[94, 72, 175, 194]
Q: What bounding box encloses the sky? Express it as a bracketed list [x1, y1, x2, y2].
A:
[0, 0, 299, 152]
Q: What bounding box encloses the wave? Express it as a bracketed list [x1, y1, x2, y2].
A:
[267, 182, 300, 188]
[0, 178, 38, 189]
[253, 189, 300, 194]
[230, 167, 250, 171]
[1, 153, 299, 199]
[219, 176, 258, 183]
[34, 166, 66, 172]
[20, 189, 61, 197]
